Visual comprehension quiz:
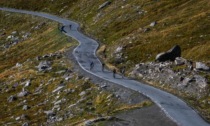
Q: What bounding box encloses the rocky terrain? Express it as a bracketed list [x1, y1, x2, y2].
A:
[65, 46, 178, 126]
[0, 51, 152, 125]
[0, 46, 177, 126]
[0, 10, 178, 126]
[0, 0, 209, 124]
[128, 45, 210, 121]
[129, 60, 209, 98]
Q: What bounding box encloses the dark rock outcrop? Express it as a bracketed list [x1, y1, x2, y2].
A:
[156, 45, 181, 62]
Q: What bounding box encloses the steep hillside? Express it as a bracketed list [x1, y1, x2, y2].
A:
[0, 8, 159, 126]
[0, 11, 72, 73]
[0, 0, 209, 64]
[0, 0, 210, 123]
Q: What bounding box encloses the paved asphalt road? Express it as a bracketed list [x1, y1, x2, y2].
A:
[0, 7, 209, 126]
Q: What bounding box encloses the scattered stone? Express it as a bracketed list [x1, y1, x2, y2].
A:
[156, 45, 181, 62]
[36, 56, 42, 61]
[16, 63, 22, 67]
[24, 80, 31, 87]
[53, 105, 60, 111]
[23, 105, 30, 110]
[22, 122, 29, 126]
[79, 91, 86, 96]
[11, 31, 17, 35]
[195, 62, 209, 71]
[21, 114, 29, 120]
[17, 90, 30, 97]
[16, 116, 21, 121]
[64, 76, 73, 81]
[181, 77, 191, 87]
[43, 54, 50, 58]
[44, 110, 56, 118]
[113, 46, 125, 64]
[68, 103, 77, 108]
[100, 84, 107, 88]
[37, 61, 52, 72]
[12, 83, 19, 89]
[52, 86, 64, 93]
[37, 102, 46, 106]
[8, 95, 17, 102]
[84, 77, 90, 82]
[34, 86, 43, 94]
[54, 100, 62, 105]
[175, 57, 186, 65]
[150, 21, 157, 27]
[7, 35, 13, 40]
[98, 1, 111, 10]
[22, 32, 31, 40]
[84, 116, 117, 126]
[115, 46, 123, 54]
[129, 61, 209, 98]
[143, 28, 150, 32]
[57, 117, 63, 122]
[33, 22, 46, 30]
[107, 94, 114, 99]
[195, 75, 208, 89]
[56, 70, 66, 74]
[65, 89, 75, 95]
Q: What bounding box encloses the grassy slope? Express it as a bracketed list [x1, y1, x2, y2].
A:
[0, 11, 71, 73]
[0, 11, 70, 124]
[70, 0, 210, 63]
[0, 0, 210, 123]
[0, 1, 209, 63]
[0, 10, 151, 125]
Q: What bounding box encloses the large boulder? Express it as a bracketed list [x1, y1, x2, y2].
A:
[156, 45, 181, 62]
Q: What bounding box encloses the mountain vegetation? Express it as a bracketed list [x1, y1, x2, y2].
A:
[0, 5, 152, 126]
[0, 0, 209, 63]
[0, 0, 209, 124]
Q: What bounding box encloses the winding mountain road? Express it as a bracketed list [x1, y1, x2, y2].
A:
[0, 7, 209, 126]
